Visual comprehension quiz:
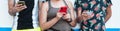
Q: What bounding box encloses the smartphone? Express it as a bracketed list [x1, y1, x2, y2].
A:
[59, 6, 67, 15]
[17, 1, 25, 6]
[86, 11, 93, 16]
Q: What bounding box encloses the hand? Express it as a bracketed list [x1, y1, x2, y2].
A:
[81, 11, 90, 21]
[56, 12, 64, 19]
[63, 14, 71, 21]
[13, 4, 27, 12]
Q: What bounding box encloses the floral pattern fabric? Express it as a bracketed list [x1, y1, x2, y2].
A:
[74, 0, 112, 31]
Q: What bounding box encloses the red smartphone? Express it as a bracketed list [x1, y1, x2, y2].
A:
[59, 6, 67, 15]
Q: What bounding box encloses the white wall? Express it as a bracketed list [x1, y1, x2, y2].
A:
[105, 0, 120, 28]
[0, 0, 13, 27]
[0, 0, 120, 28]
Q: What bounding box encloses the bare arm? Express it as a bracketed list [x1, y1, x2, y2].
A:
[8, 0, 16, 16]
[39, 2, 63, 30]
[65, 0, 76, 27]
[38, 0, 45, 10]
[105, 5, 112, 23]
[8, 0, 27, 16]
[77, 7, 83, 21]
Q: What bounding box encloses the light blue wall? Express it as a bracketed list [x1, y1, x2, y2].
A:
[0, 27, 120, 31]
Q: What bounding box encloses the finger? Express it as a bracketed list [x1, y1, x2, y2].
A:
[21, 5, 26, 9]
[60, 12, 63, 14]
[58, 12, 62, 16]
[19, 4, 23, 6]
[87, 15, 91, 19]
[24, 5, 27, 8]
[64, 14, 67, 17]
[63, 12, 66, 14]
[19, 5, 27, 9]
[21, 7, 25, 10]
[66, 14, 70, 18]
[63, 16, 67, 19]
[17, 7, 24, 11]
[82, 14, 87, 16]
[82, 15, 87, 18]
[17, 6, 22, 9]
[58, 12, 61, 15]
[16, 4, 21, 7]
[15, 6, 21, 10]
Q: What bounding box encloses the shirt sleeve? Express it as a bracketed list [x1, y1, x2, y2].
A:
[106, 0, 112, 7]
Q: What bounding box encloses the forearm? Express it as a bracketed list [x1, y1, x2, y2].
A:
[39, 1, 44, 10]
[40, 17, 60, 30]
[105, 6, 112, 23]
[8, 8, 17, 16]
[8, 0, 16, 16]
[105, 14, 111, 23]
[77, 10, 83, 21]
[70, 19, 76, 27]
[70, 10, 76, 27]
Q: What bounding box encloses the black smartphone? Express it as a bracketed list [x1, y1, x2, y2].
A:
[17, 1, 25, 6]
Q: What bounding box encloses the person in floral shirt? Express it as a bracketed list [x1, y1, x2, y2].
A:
[74, 0, 112, 31]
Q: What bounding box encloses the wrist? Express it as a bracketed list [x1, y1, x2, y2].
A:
[55, 16, 61, 20]
[12, 8, 18, 12]
[78, 16, 83, 21]
[11, 8, 18, 15]
[67, 18, 72, 23]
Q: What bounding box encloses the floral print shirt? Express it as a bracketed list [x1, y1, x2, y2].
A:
[74, 0, 112, 31]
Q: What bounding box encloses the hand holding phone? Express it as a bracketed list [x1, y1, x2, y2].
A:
[17, 1, 25, 6]
[59, 6, 67, 15]
[13, 1, 26, 12]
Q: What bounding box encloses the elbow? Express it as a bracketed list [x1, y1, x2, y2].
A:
[40, 24, 46, 31]
[40, 23, 49, 31]
[70, 20, 76, 27]
[8, 10, 14, 16]
[71, 23, 76, 27]
[8, 9, 16, 16]
[40, 26, 45, 31]
[70, 17, 77, 27]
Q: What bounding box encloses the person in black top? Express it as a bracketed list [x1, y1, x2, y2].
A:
[8, 0, 47, 31]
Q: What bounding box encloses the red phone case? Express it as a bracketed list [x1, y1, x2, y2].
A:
[59, 6, 67, 15]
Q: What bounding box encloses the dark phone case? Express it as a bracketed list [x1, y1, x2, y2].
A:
[17, 1, 25, 6]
